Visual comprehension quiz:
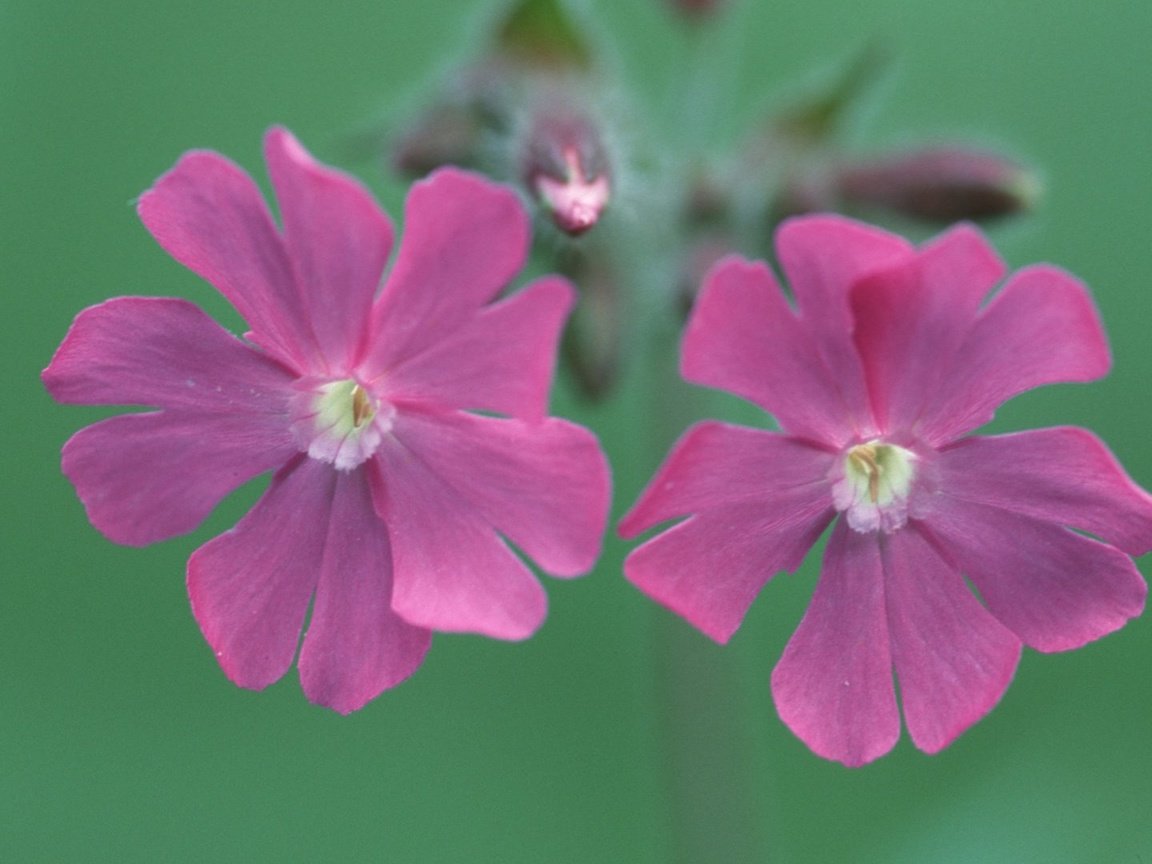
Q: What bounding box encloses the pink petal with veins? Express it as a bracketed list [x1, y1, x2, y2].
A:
[298, 469, 432, 714]
[137, 150, 315, 371]
[264, 127, 393, 372]
[884, 526, 1020, 754]
[363, 168, 530, 374]
[383, 276, 573, 422]
[771, 522, 899, 767]
[187, 457, 330, 690]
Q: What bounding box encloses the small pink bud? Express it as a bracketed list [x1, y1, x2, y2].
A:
[523, 111, 611, 236]
[835, 147, 1039, 223]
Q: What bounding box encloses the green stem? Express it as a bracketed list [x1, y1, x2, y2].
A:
[640, 323, 769, 864]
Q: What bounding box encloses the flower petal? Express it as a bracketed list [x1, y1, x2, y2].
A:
[939, 427, 1152, 555]
[42, 297, 296, 412]
[917, 264, 1110, 444]
[620, 425, 835, 643]
[370, 442, 548, 640]
[297, 469, 432, 714]
[362, 168, 530, 375]
[264, 127, 393, 372]
[884, 526, 1021, 754]
[61, 410, 297, 546]
[137, 149, 315, 370]
[619, 422, 834, 537]
[186, 456, 329, 691]
[850, 224, 1005, 434]
[382, 276, 574, 422]
[770, 522, 899, 767]
[624, 501, 833, 644]
[925, 497, 1147, 652]
[682, 258, 858, 444]
[386, 409, 609, 578]
[775, 215, 915, 436]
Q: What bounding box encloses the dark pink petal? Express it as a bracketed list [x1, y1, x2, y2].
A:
[771, 522, 899, 767]
[370, 442, 548, 640]
[297, 469, 432, 714]
[620, 425, 834, 642]
[619, 422, 834, 537]
[381, 276, 573, 422]
[386, 409, 609, 578]
[774, 215, 915, 436]
[682, 258, 858, 444]
[186, 456, 329, 691]
[851, 225, 1005, 434]
[623, 500, 832, 644]
[925, 497, 1147, 652]
[884, 527, 1021, 754]
[61, 410, 297, 546]
[362, 169, 530, 375]
[939, 427, 1152, 555]
[137, 150, 316, 371]
[42, 297, 296, 412]
[264, 127, 392, 373]
[917, 265, 1110, 444]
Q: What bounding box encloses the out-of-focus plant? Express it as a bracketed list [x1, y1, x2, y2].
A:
[384, 0, 1036, 400]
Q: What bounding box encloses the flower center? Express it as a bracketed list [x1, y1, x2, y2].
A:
[832, 440, 918, 533]
[291, 378, 394, 471]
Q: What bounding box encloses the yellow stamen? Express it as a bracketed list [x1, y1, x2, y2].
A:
[351, 384, 373, 428]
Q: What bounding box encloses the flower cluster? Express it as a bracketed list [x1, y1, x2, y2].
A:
[41, 2, 1152, 768]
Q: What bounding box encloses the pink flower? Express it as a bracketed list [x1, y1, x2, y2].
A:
[620, 215, 1152, 765]
[44, 128, 611, 713]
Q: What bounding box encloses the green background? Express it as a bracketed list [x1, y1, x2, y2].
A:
[4, 0, 1151, 861]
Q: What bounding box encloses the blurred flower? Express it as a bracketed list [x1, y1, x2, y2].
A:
[522, 106, 612, 235]
[834, 147, 1039, 223]
[44, 128, 611, 714]
[620, 215, 1152, 765]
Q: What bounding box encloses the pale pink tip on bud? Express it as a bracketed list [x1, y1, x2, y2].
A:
[836, 147, 1039, 223]
[534, 150, 611, 235]
[523, 112, 612, 236]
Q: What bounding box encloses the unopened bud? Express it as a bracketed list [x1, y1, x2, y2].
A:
[391, 103, 484, 177]
[496, 0, 591, 72]
[523, 110, 611, 236]
[835, 147, 1039, 223]
[555, 242, 621, 400]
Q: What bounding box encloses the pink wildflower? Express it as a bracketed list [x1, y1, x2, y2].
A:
[620, 215, 1152, 765]
[44, 128, 610, 713]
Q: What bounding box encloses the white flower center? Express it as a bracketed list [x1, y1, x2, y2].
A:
[291, 379, 394, 471]
[832, 440, 918, 533]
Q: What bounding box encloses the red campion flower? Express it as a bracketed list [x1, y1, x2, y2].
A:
[621, 215, 1151, 765]
[44, 128, 611, 713]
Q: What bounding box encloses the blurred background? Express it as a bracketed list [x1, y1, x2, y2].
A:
[3, 0, 1151, 860]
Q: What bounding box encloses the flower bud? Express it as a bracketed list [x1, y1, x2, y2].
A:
[496, 0, 591, 72]
[522, 109, 611, 236]
[835, 147, 1039, 223]
[555, 242, 621, 399]
[390, 103, 484, 177]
